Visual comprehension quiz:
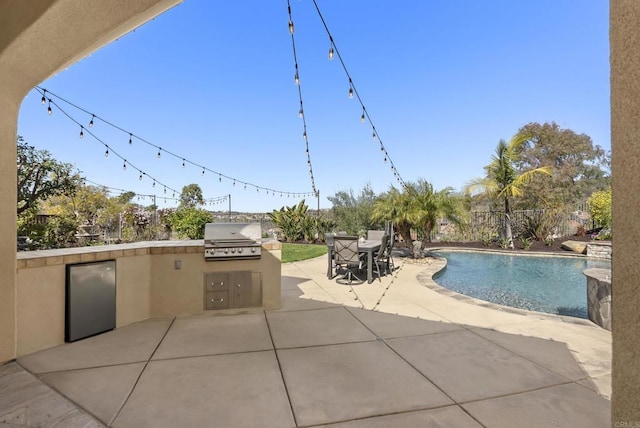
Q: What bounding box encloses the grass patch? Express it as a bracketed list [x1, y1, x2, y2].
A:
[282, 243, 327, 263]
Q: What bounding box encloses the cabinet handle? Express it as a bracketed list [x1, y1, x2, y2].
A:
[236, 284, 241, 288]
[212, 298, 224, 303]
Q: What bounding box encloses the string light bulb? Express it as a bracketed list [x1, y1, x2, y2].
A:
[372, 131, 377, 140]
[348, 86, 353, 99]
[298, 107, 303, 118]
[36, 86, 303, 204]
[288, 20, 294, 34]
[294, 72, 299, 86]
[41, 91, 47, 105]
[152, 180, 156, 188]
[361, 108, 366, 123]
[328, 46, 334, 60]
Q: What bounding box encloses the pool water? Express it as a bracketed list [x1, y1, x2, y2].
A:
[432, 250, 611, 319]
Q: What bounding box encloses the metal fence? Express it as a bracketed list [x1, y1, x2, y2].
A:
[431, 203, 596, 242]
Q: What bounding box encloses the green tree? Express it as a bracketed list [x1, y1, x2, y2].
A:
[328, 184, 381, 235]
[179, 184, 204, 209]
[17, 136, 81, 216]
[587, 187, 612, 233]
[465, 137, 552, 249]
[372, 180, 466, 257]
[409, 181, 467, 246]
[371, 186, 413, 251]
[169, 207, 213, 239]
[74, 186, 110, 227]
[513, 122, 610, 208]
[116, 191, 136, 205]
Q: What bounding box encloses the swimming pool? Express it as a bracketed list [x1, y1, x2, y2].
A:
[431, 250, 611, 319]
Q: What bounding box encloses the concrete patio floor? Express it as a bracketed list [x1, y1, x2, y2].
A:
[1, 253, 611, 427]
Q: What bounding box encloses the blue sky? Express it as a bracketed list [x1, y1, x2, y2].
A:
[17, 0, 610, 213]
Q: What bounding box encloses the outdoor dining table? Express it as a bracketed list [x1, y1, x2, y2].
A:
[327, 238, 382, 284]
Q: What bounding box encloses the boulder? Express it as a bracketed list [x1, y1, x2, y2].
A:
[560, 240, 588, 254]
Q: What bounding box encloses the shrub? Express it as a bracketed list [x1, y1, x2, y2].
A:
[587, 188, 612, 231]
[520, 236, 533, 250]
[269, 200, 335, 243]
[168, 207, 213, 239]
[522, 210, 562, 241]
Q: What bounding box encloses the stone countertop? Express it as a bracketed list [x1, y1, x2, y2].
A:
[16, 239, 281, 268]
[584, 268, 612, 283]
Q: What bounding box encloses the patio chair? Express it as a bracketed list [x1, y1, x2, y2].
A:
[367, 230, 385, 241]
[326, 232, 336, 278]
[385, 230, 395, 273]
[333, 236, 365, 284]
[372, 233, 391, 280]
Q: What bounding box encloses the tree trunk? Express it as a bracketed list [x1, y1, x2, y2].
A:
[504, 213, 514, 249]
[504, 197, 514, 249]
[396, 223, 414, 258]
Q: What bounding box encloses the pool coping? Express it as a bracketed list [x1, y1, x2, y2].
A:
[418, 247, 608, 328]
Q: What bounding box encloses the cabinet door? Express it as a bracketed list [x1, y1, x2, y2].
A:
[205, 291, 229, 310]
[231, 271, 262, 308]
[205, 272, 229, 292]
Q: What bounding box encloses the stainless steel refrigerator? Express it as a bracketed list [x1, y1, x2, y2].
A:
[65, 260, 116, 342]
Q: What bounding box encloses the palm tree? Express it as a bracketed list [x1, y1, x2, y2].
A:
[465, 137, 552, 249]
[371, 186, 414, 253]
[372, 180, 467, 257]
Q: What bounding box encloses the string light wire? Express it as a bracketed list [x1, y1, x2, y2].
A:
[82, 178, 230, 206]
[34, 86, 316, 199]
[310, 0, 406, 188]
[286, 0, 319, 198]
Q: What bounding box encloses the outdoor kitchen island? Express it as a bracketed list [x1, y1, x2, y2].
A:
[15, 237, 281, 358]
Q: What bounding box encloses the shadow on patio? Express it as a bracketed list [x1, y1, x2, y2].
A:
[1, 256, 611, 427]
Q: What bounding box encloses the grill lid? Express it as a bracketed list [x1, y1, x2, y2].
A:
[204, 223, 262, 246]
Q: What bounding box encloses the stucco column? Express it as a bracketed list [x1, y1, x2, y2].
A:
[0, 94, 18, 363]
[611, 0, 640, 424]
[0, 0, 181, 363]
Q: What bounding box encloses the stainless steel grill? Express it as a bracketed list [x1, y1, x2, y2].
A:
[204, 223, 262, 260]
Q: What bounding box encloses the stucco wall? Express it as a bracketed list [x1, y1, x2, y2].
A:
[149, 248, 281, 317]
[0, 0, 183, 364]
[611, 0, 640, 424]
[16, 265, 65, 356]
[14, 242, 281, 357]
[116, 255, 152, 327]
